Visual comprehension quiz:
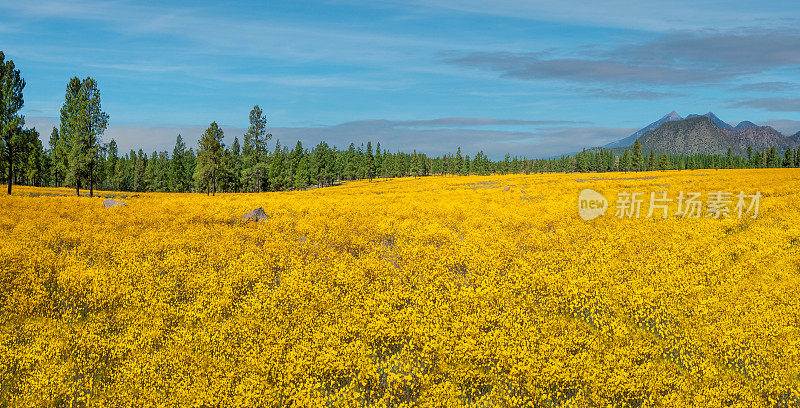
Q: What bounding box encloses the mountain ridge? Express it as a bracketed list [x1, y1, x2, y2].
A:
[684, 112, 733, 130]
[636, 116, 798, 155]
[604, 111, 800, 155]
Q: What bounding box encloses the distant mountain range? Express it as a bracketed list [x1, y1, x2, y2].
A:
[603, 111, 800, 155]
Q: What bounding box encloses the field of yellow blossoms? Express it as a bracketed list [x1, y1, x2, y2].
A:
[1, 168, 799, 407]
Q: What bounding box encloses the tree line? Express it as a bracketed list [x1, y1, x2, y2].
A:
[535, 139, 800, 173]
[3, 51, 799, 195]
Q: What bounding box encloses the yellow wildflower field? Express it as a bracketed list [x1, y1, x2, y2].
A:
[1, 169, 799, 407]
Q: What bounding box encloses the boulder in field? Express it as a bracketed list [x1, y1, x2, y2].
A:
[243, 207, 268, 222]
[103, 198, 126, 208]
[503, 185, 511, 192]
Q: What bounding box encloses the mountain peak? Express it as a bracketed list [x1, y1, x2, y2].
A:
[603, 111, 683, 149]
[734, 120, 758, 130]
[692, 112, 733, 129]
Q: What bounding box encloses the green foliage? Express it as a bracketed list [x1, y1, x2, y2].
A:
[632, 140, 643, 171]
[366, 141, 375, 181]
[194, 122, 225, 195]
[0, 51, 26, 194]
[658, 153, 670, 170]
[170, 135, 189, 192]
[242, 105, 270, 192]
[59, 77, 109, 196]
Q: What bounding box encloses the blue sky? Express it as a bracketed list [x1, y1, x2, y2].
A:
[2, 0, 800, 158]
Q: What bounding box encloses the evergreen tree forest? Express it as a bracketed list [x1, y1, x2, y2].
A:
[3, 52, 800, 195]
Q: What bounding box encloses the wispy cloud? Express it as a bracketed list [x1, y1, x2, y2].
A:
[444, 28, 800, 87]
[729, 98, 800, 112]
[391, 0, 800, 32]
[0, 0, 454, 65]
[730, 81, 798, 92]
[620, 28, 800, 68]
[444, 52, 723, 85]
[580, 88, 683, 100]
[86, 63, 189, 73]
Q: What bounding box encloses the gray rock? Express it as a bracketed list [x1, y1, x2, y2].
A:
[103, 198, 126, 208]
[243, 207, 268, 221]
[503, 185, 511, 192]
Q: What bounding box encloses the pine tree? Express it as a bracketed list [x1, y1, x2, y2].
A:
[344, 143, 357, 180]
[60, 77, 109, 197]
[143, 151, 157, 191]
[105, 139, 118, 189]
[48, 127, 64, 186]
[356, 144, 366, 180]
[60, 78, 84, 194]
[24, 130, 46, 187]
[410, 150, 421, 178]
[746, 146, 753, 167]
[658, 153, 669, 170]
[293, 150, 310, 190]
[194, 122, 225, 195]
[112, 156, 125, 191]
[726, 148, 733, 169]
[577, 149, 588, 172]
[632, 140, 643, 171]
[621, 150, 631, 171]
[366, 141, 375, 181]
[14, 128, 41, 187]
[170, 134, 188, 192]
[134, 149, 146, 192]
[0, 51, 26, 195]
[228, 136, 242, 192]
[374, 142, 382, 177]
[269, 140, 285, 191]
[286, 140, 303, 185]
[242, 105, 270, 192]
[767, 147, 778, 168]
[184, 149, 196, 191]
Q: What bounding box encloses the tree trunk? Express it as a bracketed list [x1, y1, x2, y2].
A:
[89, 164, 94, 197]
[76, 179, 80, 196]
[6, 152, 12, 195]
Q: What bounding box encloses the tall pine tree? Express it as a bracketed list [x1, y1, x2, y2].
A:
[242, 105, 270, 192]
[60, 77, 109, 197]
[0, 51, 26, 195]
[194, 122, 225, 195]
